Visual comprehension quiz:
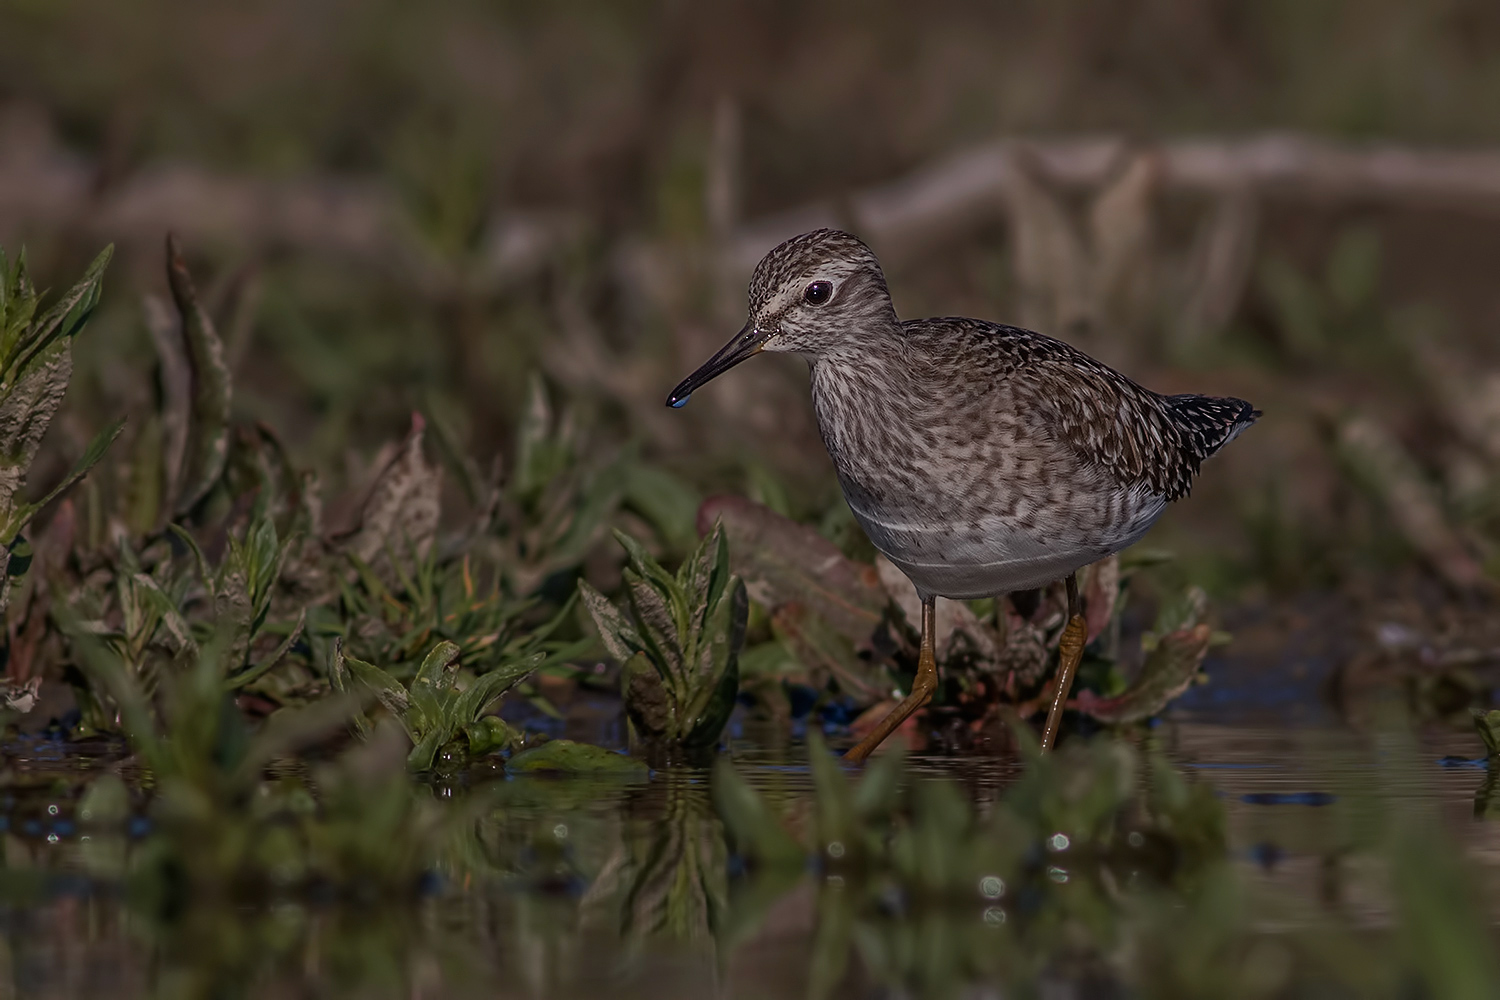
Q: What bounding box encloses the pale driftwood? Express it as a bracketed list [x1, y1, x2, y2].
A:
[724, 133, 1500, 274]
[8, 96, 1500, 296]
[0, 104, 582, 294]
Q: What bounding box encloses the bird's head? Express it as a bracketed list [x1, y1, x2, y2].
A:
[666, 229, 896, 407]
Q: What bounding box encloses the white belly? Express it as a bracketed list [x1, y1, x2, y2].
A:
[848, 495, 1166, 600]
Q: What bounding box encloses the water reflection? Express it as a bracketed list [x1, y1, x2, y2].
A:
[0, 720, 1495, 997]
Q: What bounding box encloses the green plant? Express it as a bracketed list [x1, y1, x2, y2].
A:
[333, 637, 542, 770]
[579, 524, 746, 753]
[1474, 708, 1500, 758]
[479, 374, 629, 596]
[68, 622, 457, 901]
[0, 244, 122, 611]
[713, 730, 1230, 998]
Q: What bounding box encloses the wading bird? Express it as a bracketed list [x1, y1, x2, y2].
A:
[667, 230, 1257, 761]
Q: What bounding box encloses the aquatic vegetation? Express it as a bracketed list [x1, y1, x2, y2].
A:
[708, 727, 1500, 998]
[69, 627, 459, 903]
[505, 738, 649, 774]
[334, 638, 542, 770]
[714, 731, 1228, 996]
[579, 524, 747, 756]
[1475, 707, 1500, 757]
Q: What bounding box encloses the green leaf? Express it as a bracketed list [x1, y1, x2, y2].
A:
[408, 722, 456, 772]
[231, 693, 367, 786]
[612, 529, 678, 602]
[806, 729, 854, 848]
[1473, 709, 1500, 758]
[622, 462, 701, 553]
[624, 573, 683, 685]
[129, 571, 195, 654]
[78, 775, 131, 827]
[168, 523, 213, 592]
[344, 652, 413, 737]
[512, 372, 560, 499]
[19, 417, 126, 532]
[3, 244, 112, 382]
[229, 608, 306, 690]
[505, 739, 649, 776]
[412, 639, 462, 694]
[452, 651, 543, 724]
[329, 639, 370, 737]
[679, 522, 719, 640]
[681, 576, 745, 747]
[1149, 585, 1209, 640]
[1327, 225, 1381, 313]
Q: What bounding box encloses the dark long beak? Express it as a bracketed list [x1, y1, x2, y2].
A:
[665, 323, 766, 408]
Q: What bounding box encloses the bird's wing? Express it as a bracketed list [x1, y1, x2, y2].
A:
[904, 317, 1190, 498]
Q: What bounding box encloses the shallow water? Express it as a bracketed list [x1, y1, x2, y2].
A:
[0, 665, 1496, 999]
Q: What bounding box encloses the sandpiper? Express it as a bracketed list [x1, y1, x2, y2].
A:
[667, 229, 1258, 761]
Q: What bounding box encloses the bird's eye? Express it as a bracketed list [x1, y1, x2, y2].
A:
[804, 281, 833, 305]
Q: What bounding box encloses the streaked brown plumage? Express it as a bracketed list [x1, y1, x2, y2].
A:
[668, 228, 1258, 756]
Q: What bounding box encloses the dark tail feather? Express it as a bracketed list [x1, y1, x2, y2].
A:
[1166, 394, 1260, 461]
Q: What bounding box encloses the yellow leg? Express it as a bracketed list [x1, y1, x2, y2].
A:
[844, 595, 938, 763]
[1040, 573, 1084, 752]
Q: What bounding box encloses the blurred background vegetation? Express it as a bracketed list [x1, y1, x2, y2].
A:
[3, 5, 1500, 996]
[3, 0, 1500, 609]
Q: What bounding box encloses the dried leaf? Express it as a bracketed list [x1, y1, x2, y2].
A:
[1338, 416, 1487, 591]
[1075, 624, 1213, 724]
[578, 579, 645, 663]
[700, 495, 885, 644]
[875, 554, 1000, 665]
[622, 651, 672, 736]
[0, 340, 71, 523]
[1001, 157, 1092, 335]
[0, 676, 40, 715]
[1090, 153, 1156, 320]
[1080, 554, 1120, 645]
[1176, 188, 1260, 345]
[342, 413, 441, 577]
[771, 603, 889, 705]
